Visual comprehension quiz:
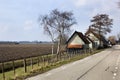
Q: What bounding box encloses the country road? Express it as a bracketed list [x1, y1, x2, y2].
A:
[26, 45, 120, 80]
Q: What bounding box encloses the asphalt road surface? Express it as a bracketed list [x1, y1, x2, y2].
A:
[26, 45, 120, 80]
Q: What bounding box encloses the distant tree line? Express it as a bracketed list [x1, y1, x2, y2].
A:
[0, 41, 53, 45]
[0, 41, 19, 45]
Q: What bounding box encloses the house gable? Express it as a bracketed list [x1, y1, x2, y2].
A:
[66, 31, 89, 49]
[68, 34, 85, 45]
[85, 31, 101, 48]
[87, 32, 99, 41]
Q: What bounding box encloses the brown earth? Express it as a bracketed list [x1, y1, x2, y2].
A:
[0, 44, 57, 62]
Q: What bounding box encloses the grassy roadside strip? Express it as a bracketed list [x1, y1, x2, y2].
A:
[14, 49, 103, 80]
[0, 49, 104, 80]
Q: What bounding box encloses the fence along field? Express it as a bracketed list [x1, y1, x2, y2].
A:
[0, 44, 94, 80]
[0, 44, 58, 79]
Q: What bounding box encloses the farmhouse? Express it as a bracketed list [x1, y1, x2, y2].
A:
[85, 29, 108, 48]
[86, 36, 95, 49]
[66, 31, 89, 51]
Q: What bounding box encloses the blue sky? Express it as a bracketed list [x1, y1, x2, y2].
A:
[0, 0, 120, 41]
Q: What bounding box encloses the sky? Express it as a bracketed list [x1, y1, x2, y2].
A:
[0, 0, 120, 41]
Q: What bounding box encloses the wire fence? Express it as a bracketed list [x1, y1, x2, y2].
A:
[0, 49, 93, 80]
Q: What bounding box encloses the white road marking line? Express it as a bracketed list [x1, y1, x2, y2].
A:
[114, 70, 117, 72]
[115, 67, 118, 70]
[83, 57, 91, 61]
[72, 56, 92, 65]
[72, 61, 78, 65]
[115, 55, 120, 64]
[113, 76, 115, 79]
[61, 66, 66, 70]
[45, 73, 52, 77]
[113, 73, 117, 76]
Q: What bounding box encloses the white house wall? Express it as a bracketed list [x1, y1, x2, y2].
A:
[89, 43, 92, 49]
[88, 33, 98, 41]
[68, 34, 85, 45]
[87, 33, 100, 48]
[86, 38, 93, 49]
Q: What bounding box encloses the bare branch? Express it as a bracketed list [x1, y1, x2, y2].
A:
[39, 9, 76, 54]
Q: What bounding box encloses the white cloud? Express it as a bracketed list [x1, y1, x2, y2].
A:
[71, 0, 120, 37]
[72, 0, 87, 7]
[0, 24, 8, 32]
[71, 0, 101, 8]
[88, 0, 119, 17]
[86, 0, 120, 37]
[24, 20, 34, 30]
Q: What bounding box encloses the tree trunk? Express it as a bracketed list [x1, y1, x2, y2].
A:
[57, 34, 62, 54]
[57, 41, 60, 54]
[99, 26, 102, 47]
[51, 42, 54, 55]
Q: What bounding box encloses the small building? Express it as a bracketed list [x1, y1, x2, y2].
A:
[85, 29, 108, 48]
[86, 36, 95, 49]
[66, 31, 89, 52]
[85, 30, 100, 48]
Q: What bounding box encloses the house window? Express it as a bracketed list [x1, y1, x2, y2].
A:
[95, 42, 97, 47]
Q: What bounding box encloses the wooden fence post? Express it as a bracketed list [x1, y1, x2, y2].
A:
[31, 58, 33, 69]
[47, 55, 49, 65]
[48, 55, 51, 65]
[84, 49, 86, 54]
[1, 62, 5, 80]
[59, 53, 61, 61]
[12, 60, 15, 76]
[53, 54, 56, 64]
[42, 56, 45, 67]
[56, 54, 58, 61]
[23, 59, 27, 73]
[69, 54, 71, 60]
[37, 57, 40, 66]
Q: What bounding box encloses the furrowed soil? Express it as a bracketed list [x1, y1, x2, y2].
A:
[0, 44, 57, 62]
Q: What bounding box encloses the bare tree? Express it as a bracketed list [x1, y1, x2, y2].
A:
[118, 1, 120, 8]
[117, 33, 120, 44]
[39, 15, 56, 54]
[108, 36, 116, 45]
[116, 1, 120, 44]
[117, 33, 120, 39]
[39, 9, 76, 54]
[90, 14, 113, 47]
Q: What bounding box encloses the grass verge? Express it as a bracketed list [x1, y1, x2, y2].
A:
[0, 49, 104, 80]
